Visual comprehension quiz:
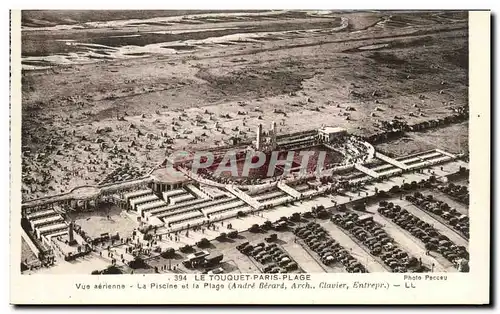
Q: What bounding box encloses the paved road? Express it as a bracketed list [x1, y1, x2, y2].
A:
[282, 242, 326, 273]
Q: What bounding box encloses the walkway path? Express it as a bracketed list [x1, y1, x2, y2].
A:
[320, 221, 387, 273]
[375, 152, 410, 170]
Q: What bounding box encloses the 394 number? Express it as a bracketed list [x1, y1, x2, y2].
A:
[174, 275, 187, 281]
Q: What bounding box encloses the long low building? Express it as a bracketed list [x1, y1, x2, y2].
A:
[30, 215, 64, 230]
[35, 222, 68, 239]
[129, 194, 159, 210]
[137, 199, 168, 216]
[163, 188, 186, 202]
[26, 209, 58, 221]
[169, 193, 195, 205]
[124, 189, 154, 202]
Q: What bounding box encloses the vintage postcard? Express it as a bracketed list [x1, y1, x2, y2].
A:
[10, 9, 490, 305]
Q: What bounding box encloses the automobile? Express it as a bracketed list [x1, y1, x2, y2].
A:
[270, 249, 281, 256]
[321, 250, 334, 258]
[273, 221, 288, 230]
[367, 239, 378, 246]
[277, 253, 289, 260]
[427, 230, 438, 237]
[319, 248, 333, 256]
[310, 242, 322, 251]
[269, 267, 280, 273]
[249, 224, 261, 233]
[255, 242, 266, 248]
[182, 250, 210, 268]
[302, 212, 313, 219]
[262, 265, 274, 273]
[285, 262, 298, 271]
[306, 222, 316, 228]
[255, 251, 266, 260]
[380, 237, 391, 245]
[439, 240, 452, 247]
[293, 228, 304, 235]
[447, 254, 458, 261]
[305, 234, 316, 241]
[307, 239, 319, 247]
[202, 253, 224, 268]
[321, 255, 335, 265]
[280, 256, 291, 263]
[316, 243, 327, 251]
[441, 213, 452, 220]
[456, 245, 468, 252]
[258, 254, 272, 264]
[442, 250, 453, 258]
[290, 213, 301, 222]
[207, 267, 224, 275]
[415, 230, 426, 238]
[279, 259, 290, 267]
[438, 235, 450, 241]
[373, 229, 385, 235]
[266, 243, 278, 250]
[269, 248, 281, 255]
[409, 227, 420, 234]
[357, 233, 368, 241]
[315, 231, 327, 239]
[337, 249, 349, 256]
[251, 247, 264, 256]
[236, 242, 250, 251]
[260, 222, 273, 231]
[324, 239, 335, 246]
[343, 221, 355, 229]
[242, 245, 254, 255]
[297, 231, 307, 238]
[265, 234, 278, 242]
[331, 247, 341, 255]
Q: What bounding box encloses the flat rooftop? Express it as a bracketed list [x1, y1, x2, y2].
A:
[319, 126, 347, 134]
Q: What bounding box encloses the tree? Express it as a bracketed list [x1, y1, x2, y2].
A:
[160, 248, 175, 259]
[216, 233, 227, 241]
[128, 256, 147, 269]
[102, 265, 122, 274]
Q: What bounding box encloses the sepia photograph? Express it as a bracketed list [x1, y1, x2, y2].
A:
[9, 7, 491, 305]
